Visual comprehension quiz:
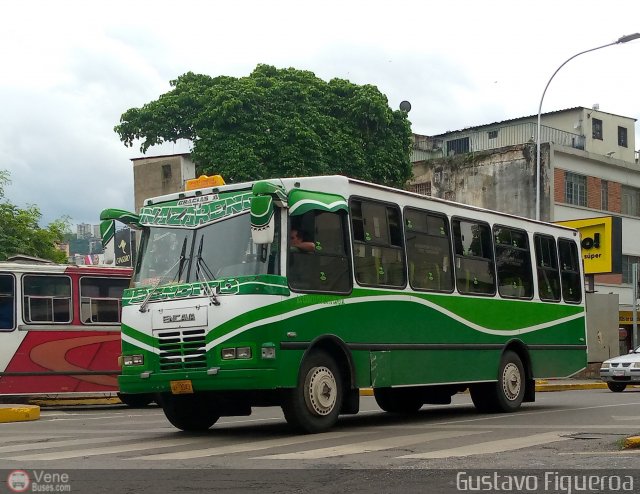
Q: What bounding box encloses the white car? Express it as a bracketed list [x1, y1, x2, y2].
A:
[600, 345, 640, 392]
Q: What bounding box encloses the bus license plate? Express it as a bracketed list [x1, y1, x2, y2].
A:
[170, 380, 194, 394]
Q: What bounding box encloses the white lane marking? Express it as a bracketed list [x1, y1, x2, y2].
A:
[560, 450, 640, 455]
[0, 435, 68, 444]
[255, 430, 488, 460]
[4, 438, 203, 461]
[0, 436, 145, 453]
[611, 416, 640, 421]
[133, 430, 367, 460]
[399, 431, 571, 459]
[429, 402, 640, 426]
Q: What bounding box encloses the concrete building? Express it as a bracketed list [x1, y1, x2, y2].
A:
[76, 223, 93, 239]
[131, 153, 196, 213]
[411, 106, 640, 361]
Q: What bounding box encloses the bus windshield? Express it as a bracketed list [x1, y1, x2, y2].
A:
[132, 211, 280, 288]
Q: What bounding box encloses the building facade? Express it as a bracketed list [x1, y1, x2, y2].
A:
[411, 107, 640, 358]
[131, 153, 196, 213]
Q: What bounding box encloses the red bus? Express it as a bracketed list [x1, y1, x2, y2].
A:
[0, 258, 148, 405]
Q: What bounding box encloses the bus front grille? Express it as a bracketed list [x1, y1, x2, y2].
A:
[156, 328, 207, 371]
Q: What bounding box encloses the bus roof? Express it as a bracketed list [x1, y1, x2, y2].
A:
[141, 174, 578, 235]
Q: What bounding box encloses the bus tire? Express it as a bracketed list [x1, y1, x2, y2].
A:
[159, 393, 220, 431]
[117, 393, 154, 408]
[471, 351, 525, 413]
[281, 350, 343, 433]
[374, 388, 423, 413]
[607, 382, 627, 392]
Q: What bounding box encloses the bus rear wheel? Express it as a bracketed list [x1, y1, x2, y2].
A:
[607, 382, 627, 392]
[374, 388, 424, 413]
[281, 351, 343, 433]
[470, 351, 525, 413]
[159, 393, 220, 431]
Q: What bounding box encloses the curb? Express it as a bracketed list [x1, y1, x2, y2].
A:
[358, 381, 610, 396]
[28, 397, 122, 407]
[623, 436, 640, 449]
[0, 404, 40, 423]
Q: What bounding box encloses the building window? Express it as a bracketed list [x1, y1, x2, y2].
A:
[622, 186, 640, 216]
[446, 137, 470, 156]
[161, 164, 172, 179]
[488, 130, 498, 139]
[601, 180, 609, 211]
[564, 172, 586, 206]
[618, 126, 628, 147]
[592, 118, 603, 140]
[622, 255, 640, 284]
[408, 182, 431, 196]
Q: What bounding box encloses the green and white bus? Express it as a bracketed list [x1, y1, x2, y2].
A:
[101, 174, 587, 433]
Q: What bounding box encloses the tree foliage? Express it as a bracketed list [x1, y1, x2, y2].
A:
[0, 171, 70, 263]
[115, 64, 413, 187]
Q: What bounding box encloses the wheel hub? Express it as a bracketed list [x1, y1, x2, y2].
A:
[306, 366, 337, 416]
[502, 362, 521, 401]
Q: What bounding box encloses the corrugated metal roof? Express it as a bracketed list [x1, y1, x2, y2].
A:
[422, 106, 636, 138]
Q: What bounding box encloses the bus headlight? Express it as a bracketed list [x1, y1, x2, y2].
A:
[123, 355, 144, 366]
[221, 348, 236, 360]
[221, 347, 252, 359]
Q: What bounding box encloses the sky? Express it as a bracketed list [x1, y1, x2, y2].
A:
[2, 0, 640, 230]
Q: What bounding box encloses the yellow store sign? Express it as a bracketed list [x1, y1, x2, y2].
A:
[555, 216, 622, 274]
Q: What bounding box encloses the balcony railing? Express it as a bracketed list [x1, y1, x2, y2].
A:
[412, 122, 585, 162]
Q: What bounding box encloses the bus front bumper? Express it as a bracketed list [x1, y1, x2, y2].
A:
[118, 367, 281, 394]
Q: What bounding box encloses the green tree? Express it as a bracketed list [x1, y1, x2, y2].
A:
[115, 64, 413, 187]
[0, 171, 70, 263]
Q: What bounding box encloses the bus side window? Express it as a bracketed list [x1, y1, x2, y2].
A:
[534, 234, 561, 302]
[404, 208, 454, 292]
[0, 274, 15, 331]
[494, 226, 533, 299]
[351, 199, 406, 288]
[288, 210, 351, 293]
[23, 275, 71, 323]
[80, 277, 129, 324]
[453, 218, 495, 296]
[558, 238, 582, 303]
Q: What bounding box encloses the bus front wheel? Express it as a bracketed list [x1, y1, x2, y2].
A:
[282, 351, 343, 433]
[471, 351, 525, 413]
[117, 392, 154, 408]
[159, 393, 220, 431]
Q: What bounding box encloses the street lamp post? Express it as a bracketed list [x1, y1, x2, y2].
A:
[535, 33, 640, 221]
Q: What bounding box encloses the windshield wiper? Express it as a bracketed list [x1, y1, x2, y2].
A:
[139, 238, 187, 313]
[194, 236, 220, 306]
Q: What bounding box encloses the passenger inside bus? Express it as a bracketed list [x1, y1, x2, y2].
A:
[290, 228, 315, 252]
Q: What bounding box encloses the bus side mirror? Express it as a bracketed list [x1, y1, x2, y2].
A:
[99, 208, 141, 248]
[250, 195, 275, 244]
